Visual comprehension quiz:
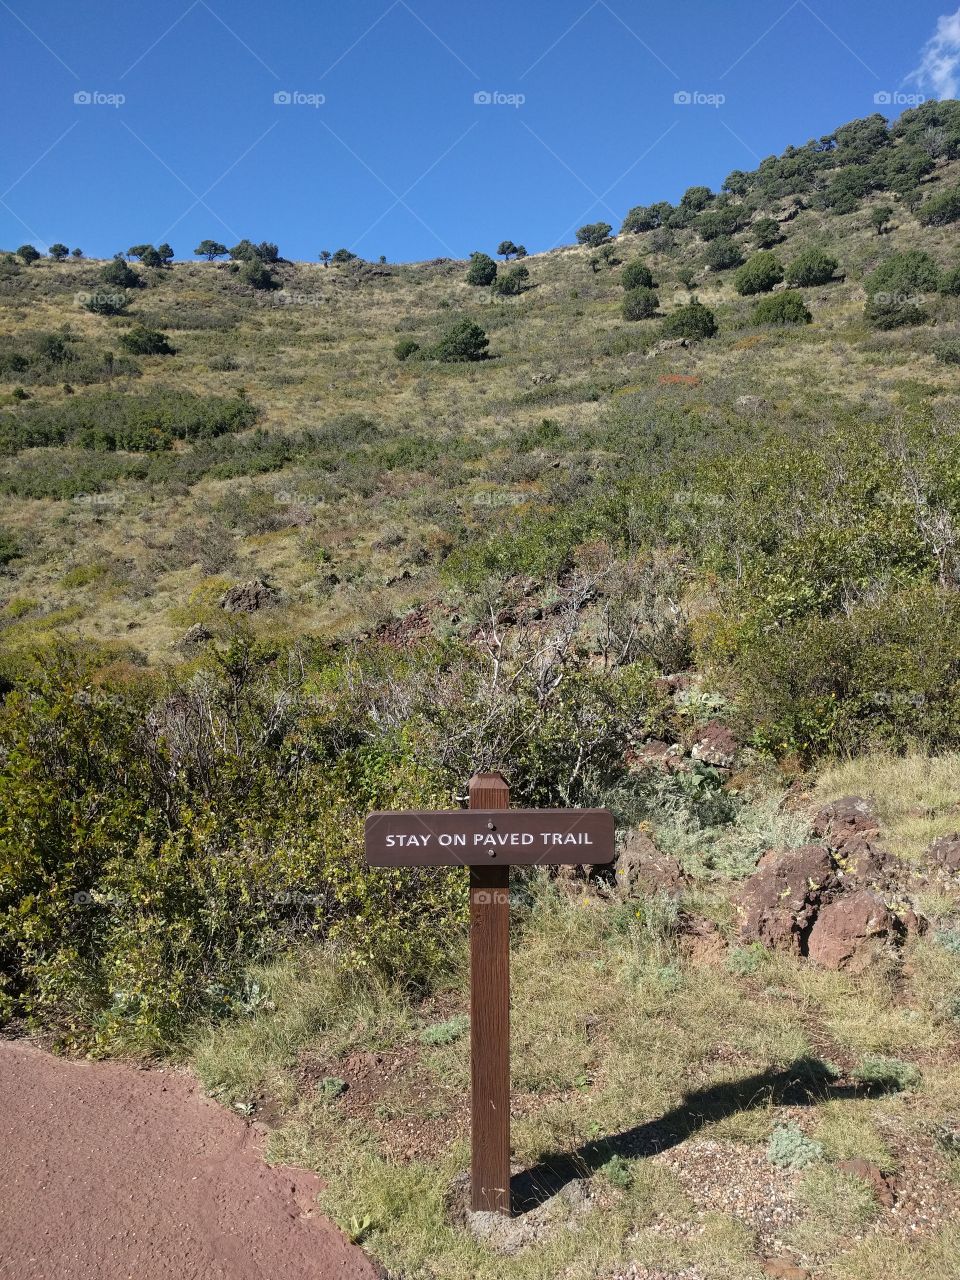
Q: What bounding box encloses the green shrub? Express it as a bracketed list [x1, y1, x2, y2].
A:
[752, 291, 812, 325]
[918, 186, 960, 227]
[703, 236, 743, 272]
[752, 217, 783, 248]
[576, 222, 612, 248]
[940, 266, 960, 296]
[706, 586, 960, 758]
[0, 528, 22, 565]
[16, 244, 40, 265]
[239, 259, 277, 290]
[118, 326, 176, 356]
[853, 1055, 921, 1092]
[101, 257, 140, 289]
[622, 286, 659, 320]
[734, 252, 784, 295]
[786, 248, 838, 287]
[865, 250, 941, 298]
[0, 387, 258, 454]
[430, 319, 489, 363]
[0, 642, 465, 1049]
[621, 260, 655, 290]
[661, 299, 717, 340]
[465, 252, 497, 286]
[394, 337, 420, 362]
[696, 206, 746, 241]
[864, 294, 928, 330]
[419, 1014, 468, 1045]
[681, 185, 713, 212]
[767, 1123, 823, 1169]
[83, 291, 129, 317]
[492, 264, 529, 296]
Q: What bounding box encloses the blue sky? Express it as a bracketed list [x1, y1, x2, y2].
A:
[1, 0, 958, 263]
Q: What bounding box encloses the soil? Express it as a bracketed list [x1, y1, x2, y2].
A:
[0, 1040, 381, 1280]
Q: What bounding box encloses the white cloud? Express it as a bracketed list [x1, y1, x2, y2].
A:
[910, 8, 960, 98]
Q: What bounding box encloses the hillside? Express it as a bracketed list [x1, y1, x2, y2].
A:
[2, 101, 960, 1280]
[0, 103, 959, 664]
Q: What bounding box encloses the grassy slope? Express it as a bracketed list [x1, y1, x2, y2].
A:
[3, 136, 960, 1280]
[2, 155, 960, 660]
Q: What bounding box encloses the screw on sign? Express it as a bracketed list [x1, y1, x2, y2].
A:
[364, 773, 615, 1215]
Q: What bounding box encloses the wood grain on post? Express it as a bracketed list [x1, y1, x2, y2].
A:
[468, 772, 511, 1215]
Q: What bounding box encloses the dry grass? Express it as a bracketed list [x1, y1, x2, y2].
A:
[815, 751, 960, 861]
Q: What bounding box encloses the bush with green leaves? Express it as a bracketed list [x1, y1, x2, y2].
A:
[865, 293, 929, 329]
[0, 528, 21, 565]
[681, 184, 713, 212]
[195, 240, 227, 260]
[767, 1124, 823, 1169]
[865, 250, 941, 299]
[752, 291, 812, 326]
[853, 1055, 920, 1092]
[16, 245, 40, 265]
[49, 244, 69, 262]
[940, 265, 960, 296]
[239, 259, 277, 290]
[734, 252, 784, 295]
[492, 264, 528, 296]
[419, 1014, 468, 1045]
[118, 326, 176, 356]
[465, 252, 497, 286]
[393, 337, 420, 362]
[576, 222, 612, 248]
[83, 291, 129, 317]
[752, 217, 783, 248]
[496, 240, 519, 260]
[696, 205, 746, 241]
[101, 257, 140, 289]
[703, 236, 743, 272]
[621, 203, 672, 234]
[622, 286, 659, 321]
[786, 248, 838, 287]
[661, 299, 717, 340]
[621, 259, 655, 290]
[870, 205, 894, 235]
[430, 318, 489, 363]
[0, 387, 258, 454]
[918, 186, 960, 227]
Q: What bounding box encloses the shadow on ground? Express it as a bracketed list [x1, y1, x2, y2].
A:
[511, 1055, 894, 1214]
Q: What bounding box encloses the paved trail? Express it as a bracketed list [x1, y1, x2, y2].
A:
[0, 1041, 380, 1280]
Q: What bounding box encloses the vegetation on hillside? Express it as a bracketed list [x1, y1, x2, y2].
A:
[2, 101, 960, 1277]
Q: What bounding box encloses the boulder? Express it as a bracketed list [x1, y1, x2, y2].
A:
[691, 720, 737, 769]
[806, 891, 901, 974]
[737, 845, 836, 952]
[645, 337, 690, 359]
[812, 796, 880, 848]
[928, 833, 960, 873]
[176, 622, 212, 650]
[735, 395, 769, 413]
[614, 830, 687, 899]
[629, 739, 685, 772]
[219, 579, 280, 613]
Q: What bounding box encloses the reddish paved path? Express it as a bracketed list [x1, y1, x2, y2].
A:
[0, 1041, 381, 1280]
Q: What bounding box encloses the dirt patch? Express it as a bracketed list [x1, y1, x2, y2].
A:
[298, 1042, 468, 1162]
[0, 1040, 380, 1280]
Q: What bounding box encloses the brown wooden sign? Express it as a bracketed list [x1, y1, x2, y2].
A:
[365, 774, 616, 1218]
[364, 808, 615, 867]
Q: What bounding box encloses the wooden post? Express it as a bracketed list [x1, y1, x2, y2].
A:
[468, 772, 511, 1215]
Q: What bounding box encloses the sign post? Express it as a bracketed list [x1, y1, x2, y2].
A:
[364, 773, 615, 1215]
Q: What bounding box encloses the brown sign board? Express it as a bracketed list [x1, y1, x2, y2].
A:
[365, 808, 615, 867]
